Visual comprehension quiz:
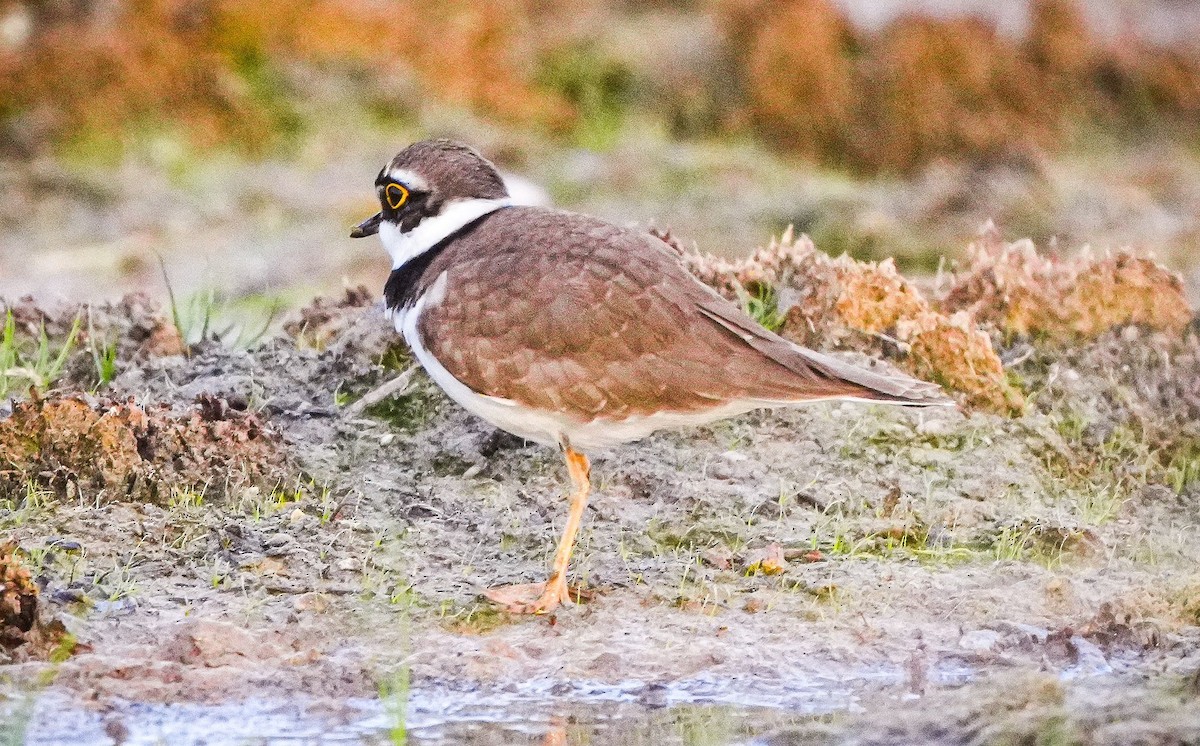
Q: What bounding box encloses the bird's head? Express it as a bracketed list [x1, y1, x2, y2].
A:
[351, 139, 512, 268]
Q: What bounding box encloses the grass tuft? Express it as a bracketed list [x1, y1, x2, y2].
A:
[172, 288, 286, 350]
[0, 311, 81, 400]
[742, 284, 784, 332]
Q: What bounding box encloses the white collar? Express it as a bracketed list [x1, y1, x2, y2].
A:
[379, 197, 512, 270]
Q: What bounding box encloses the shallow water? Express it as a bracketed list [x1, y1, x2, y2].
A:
[14, 664, 976, 745]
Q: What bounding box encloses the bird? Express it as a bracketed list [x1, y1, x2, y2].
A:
[351, 139, 952, 614]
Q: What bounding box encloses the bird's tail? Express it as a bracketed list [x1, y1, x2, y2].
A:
[792, 347, 955, 407]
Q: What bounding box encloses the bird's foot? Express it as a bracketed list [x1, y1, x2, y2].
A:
[483, 578, 573, 615]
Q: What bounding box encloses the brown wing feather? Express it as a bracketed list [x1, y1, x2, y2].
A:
[418, 207, 946, 422]
[693, 302, 949, 404]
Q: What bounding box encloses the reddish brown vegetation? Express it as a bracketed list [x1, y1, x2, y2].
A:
[0, 392, 289, 503]
[0, 540, 37, 650]
[3, 0, 1197, 167]
[718, 0, 1200, 172]
[2, 540, 76, 660]
[863, 15, 1056, 172]
[5, 294, 183, 361]
[0, 0, 571, 153]
[720, 0, 859, 163]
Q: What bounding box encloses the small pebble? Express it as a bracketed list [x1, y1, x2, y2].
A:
[708, 463, 733, 480]
[916, 418, 956, 437]
[293, 592, 329, 614]
[103, 716, 130, 745]
[958, 629, 1002, 652]
[264, 533, 294, 548]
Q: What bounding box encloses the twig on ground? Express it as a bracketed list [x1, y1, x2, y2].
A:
[343, 365, 417, 418]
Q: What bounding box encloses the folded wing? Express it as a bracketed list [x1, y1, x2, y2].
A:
[418, 208, 951, 423]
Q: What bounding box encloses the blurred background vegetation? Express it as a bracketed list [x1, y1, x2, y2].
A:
[1, 0, 1198, 304]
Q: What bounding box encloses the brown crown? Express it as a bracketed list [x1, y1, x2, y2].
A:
[381, 139, 509, 201]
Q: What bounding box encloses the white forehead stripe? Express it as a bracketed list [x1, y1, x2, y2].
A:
[383, 167, 430, 191]
[379, 197, 513, 271]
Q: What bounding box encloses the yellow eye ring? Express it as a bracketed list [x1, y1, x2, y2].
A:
[385, 183, 409, 210]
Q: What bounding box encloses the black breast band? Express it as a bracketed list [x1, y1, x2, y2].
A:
[382, 211, 498, 313]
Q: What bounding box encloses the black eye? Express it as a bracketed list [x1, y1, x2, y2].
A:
[385, 183, 409, 210]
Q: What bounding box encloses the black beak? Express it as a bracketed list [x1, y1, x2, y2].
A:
[350, 212, 382, 238]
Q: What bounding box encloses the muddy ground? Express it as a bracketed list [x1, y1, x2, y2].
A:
[1, 279, 1199, 744]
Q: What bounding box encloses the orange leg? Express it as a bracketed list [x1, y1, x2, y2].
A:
[484, 446, 591, 615]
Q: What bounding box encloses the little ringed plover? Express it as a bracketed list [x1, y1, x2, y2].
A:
[351, 139, 951, 614]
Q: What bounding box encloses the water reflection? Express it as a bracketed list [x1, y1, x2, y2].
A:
[20, 664, 977, 745]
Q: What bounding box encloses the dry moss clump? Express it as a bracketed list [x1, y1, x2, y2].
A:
[897, 311, 1025, 416]
[0, 393, 288, 504]
[682, 229, 1024, 414]
[941, 227, 1194, 341]
[1065, 255, 1194, 338]
[1, 541, 37, 650]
